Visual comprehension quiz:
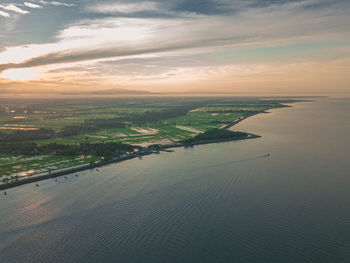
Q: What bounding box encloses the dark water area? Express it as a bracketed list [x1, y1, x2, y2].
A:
[1, 98, 350, 263]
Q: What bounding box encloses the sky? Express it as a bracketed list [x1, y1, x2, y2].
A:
[0, 0, 349, 96]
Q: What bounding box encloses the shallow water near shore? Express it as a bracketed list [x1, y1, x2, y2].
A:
[1, 98, 350, 263]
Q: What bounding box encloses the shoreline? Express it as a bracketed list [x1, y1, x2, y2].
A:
[0, 109, 271, 191]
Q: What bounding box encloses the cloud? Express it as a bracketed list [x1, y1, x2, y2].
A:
[87, 2, 161, 14]
[0, 4, 30, 14]
[169, 0, 350, 16]
[0, 0, 349, 75]
[0, 10, 10, 17]
[24, 2, 42, 9]
[0, 43, 198, 73]
[0, 0, 349, 95]
[49, 1, 74, 7]
[35, 0, 74, 7]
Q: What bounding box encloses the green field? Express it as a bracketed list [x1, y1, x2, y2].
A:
[0, 153, 101, 182]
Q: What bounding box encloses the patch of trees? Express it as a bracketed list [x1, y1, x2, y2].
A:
[78, 142, 134, 158]
[206, 110, 260, 114]
[0, 141, 135, 159]
[182, 128, 250, 144]
[0, 128, 55, 142]
[56, 118, 127, 137]
[131, 106, 194, 124]
[57, 105, 200, 137]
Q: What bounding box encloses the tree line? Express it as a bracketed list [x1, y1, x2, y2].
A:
[0, 141, 135, 159]
[181, 128, 250, 144]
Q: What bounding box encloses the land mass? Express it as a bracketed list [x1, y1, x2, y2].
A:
[0, 97, 303, 190]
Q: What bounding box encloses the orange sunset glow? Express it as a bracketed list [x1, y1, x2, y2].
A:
[0, 0, 349, 96]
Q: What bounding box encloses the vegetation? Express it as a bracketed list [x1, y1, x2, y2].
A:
[181, 128, 251, 144]
[0, 128, 55, 141]
[0, 97, 295, 180]
[0, 141, 134, 158]
[0, 154, 102, 180]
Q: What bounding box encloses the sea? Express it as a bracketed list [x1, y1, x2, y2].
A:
[1, 97, 350, 263]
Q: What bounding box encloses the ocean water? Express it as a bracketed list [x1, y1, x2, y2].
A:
[1, 98, 350, 263]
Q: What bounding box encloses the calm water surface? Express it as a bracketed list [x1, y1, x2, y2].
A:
[1, 98, 350, 263]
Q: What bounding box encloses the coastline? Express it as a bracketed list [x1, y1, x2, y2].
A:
[0, 109, 272, 191]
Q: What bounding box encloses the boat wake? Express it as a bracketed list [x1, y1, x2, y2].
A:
[198, 154, 271, 170]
